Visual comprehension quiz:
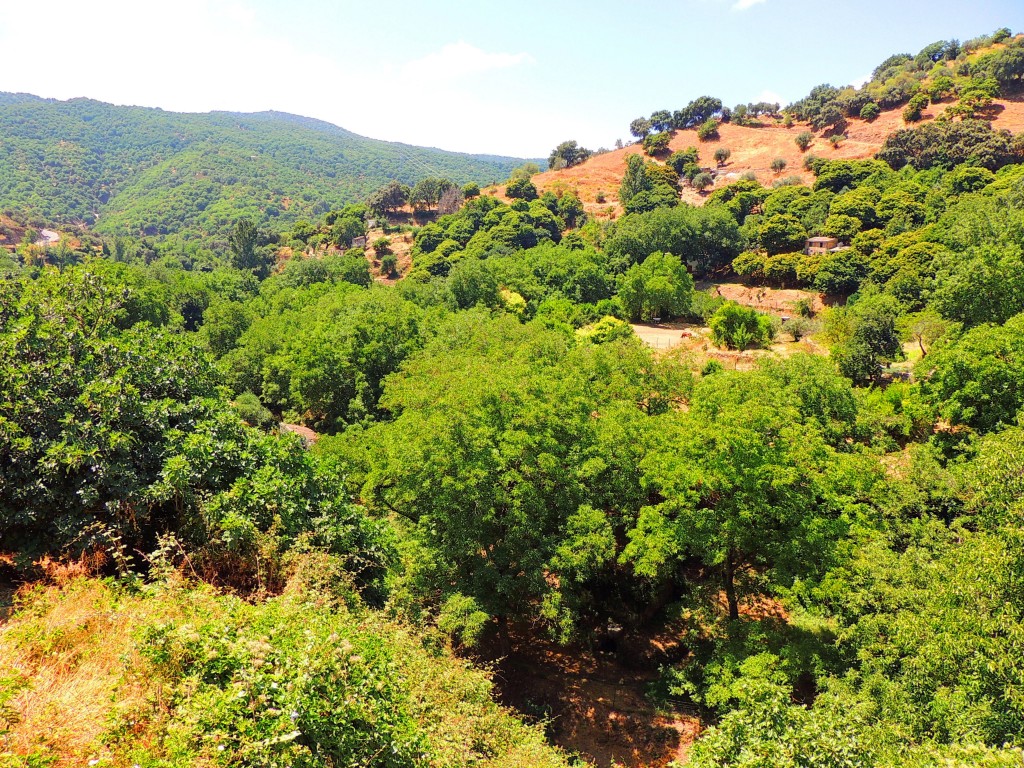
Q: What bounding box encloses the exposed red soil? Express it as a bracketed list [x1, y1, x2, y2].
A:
[504, 95, 1024, 217]
[491, 635, 701, 768]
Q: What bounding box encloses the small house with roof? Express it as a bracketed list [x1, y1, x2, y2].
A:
[805, 236, 840, 255]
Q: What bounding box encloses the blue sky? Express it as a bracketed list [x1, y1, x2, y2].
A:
[1, 0, 1021, 156]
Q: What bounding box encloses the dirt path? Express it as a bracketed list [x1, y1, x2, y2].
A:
[492, 636, 701, 767]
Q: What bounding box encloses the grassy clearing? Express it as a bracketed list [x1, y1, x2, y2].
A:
[0, 565, 572, 768]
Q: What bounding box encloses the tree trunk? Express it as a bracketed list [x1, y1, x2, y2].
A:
[723, 556, 739, 622]
[496, 614, 512, 658]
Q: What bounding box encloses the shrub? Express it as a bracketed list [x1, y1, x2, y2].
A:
[903, 93, 929, 123]
[860, 102, 881, 121]
[595, 190, 607, 203]
[692, 172, 715, 192]
[380, 253, 398, 277]
[506, 176, 538, 200]
[709, 302, 776, 349]
[771, 157, 788, 174]
[782, 315, 818, 341]
[372, 236, 391, 255]
[643, 131, 672, 156]
[233, 391, 276, 430]
[668, 147, 700, 175]
[714, 147, 732, 166]
[829, 133, 846, 149]
[795, 131, 814, 151]
[697, 119, 721, 142]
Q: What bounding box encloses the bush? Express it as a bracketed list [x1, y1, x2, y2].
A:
[902, 93, 929, 123]
[595, 190, 607, 203]
[860, 102, 881, 121]
[372, 236, 391, 255]
[380, 253, 398, 277]
[643, 131, 672, 155]
[697, 119, 721, 142]
[708, 302, 776, 350]
[506, 176, 539, 200]
[233, 391, 276, 430]
[828, 133, 846, 149]
[0, 579, 573, 768]
[795, 131, 814, 151]
[771, 157, 788, 173]
[668, 147, 700, 175]
[714, 147, 732, 166]
[692, 172, 715, 192]
[782, 315, 818, 341]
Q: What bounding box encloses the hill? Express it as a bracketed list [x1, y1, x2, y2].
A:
[523, 31, 1024, 216]
[0, 93, 530, 237]
[522, 95, 1024, 216]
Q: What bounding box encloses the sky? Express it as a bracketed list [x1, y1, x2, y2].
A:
[1, 0, 1022, 157]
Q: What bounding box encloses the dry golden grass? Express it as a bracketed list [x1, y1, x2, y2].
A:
[523, 94, 1024, 216]
[0, 577, 188, 766]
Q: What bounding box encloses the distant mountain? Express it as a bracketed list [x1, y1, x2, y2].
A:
[0, 93, 530, 237]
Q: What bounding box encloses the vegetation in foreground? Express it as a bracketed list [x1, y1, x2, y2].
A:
[3, 27, 1024, 768]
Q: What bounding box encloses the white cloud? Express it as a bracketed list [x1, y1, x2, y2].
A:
[401, 41, 533, 81]
[851, 73, 872, 88]
[757, 89, 785, 105]
[733, 0, 767, 9]
[0, 0, 554, 155]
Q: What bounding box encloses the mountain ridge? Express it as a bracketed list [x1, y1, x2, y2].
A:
[0, 92, 534, 237]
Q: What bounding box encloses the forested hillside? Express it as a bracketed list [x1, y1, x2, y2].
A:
[5, 25, 1024, 768]
[0, 93, 527, 237]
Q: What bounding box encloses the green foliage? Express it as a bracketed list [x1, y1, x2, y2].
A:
[709, 303, 776, 350]
[357, 315, 672, 639]
[548, 140, 592, 170]
[604, 204, 742, 277]
[2, 578, 573, 767]
[617, 251, 695, 322]
[918, 313, 1024, 434]
[795, 131, 814, 151]
[668, 147, 700, 175]
[0, 94, 524, 237]
[697, 118, 721, 142]
[758, 213, 806, 255]
[642, 131, 672, 156]
[692, 172, 715, 193]
[860, 101, 881, 121]
[878, 120, 1021, 171]
[221, 285, 424, 433]
[826, 291, 903, 384]
[233, 391, 276, 430]
[505, 176, 539, 201]
[0, 266, 388, 590]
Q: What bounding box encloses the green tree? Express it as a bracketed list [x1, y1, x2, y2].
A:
[827, 292, 903, 384]
[548, 140, 592, 170]
[795, 131, 814, 151]
[758, 214, 807, 255]
[506, 176, 539, 201]
[229, 218, 273, 278]
[709, 302, 776, 350]
[627, 369, 854, 621]
[714, 147, 732, 166]
[617, 251, 695, 322]
[692, 172, 715, 193]
[366, 180, 411, 216]
[630, 117, 652, 139]
[697, 119, 721, 142]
